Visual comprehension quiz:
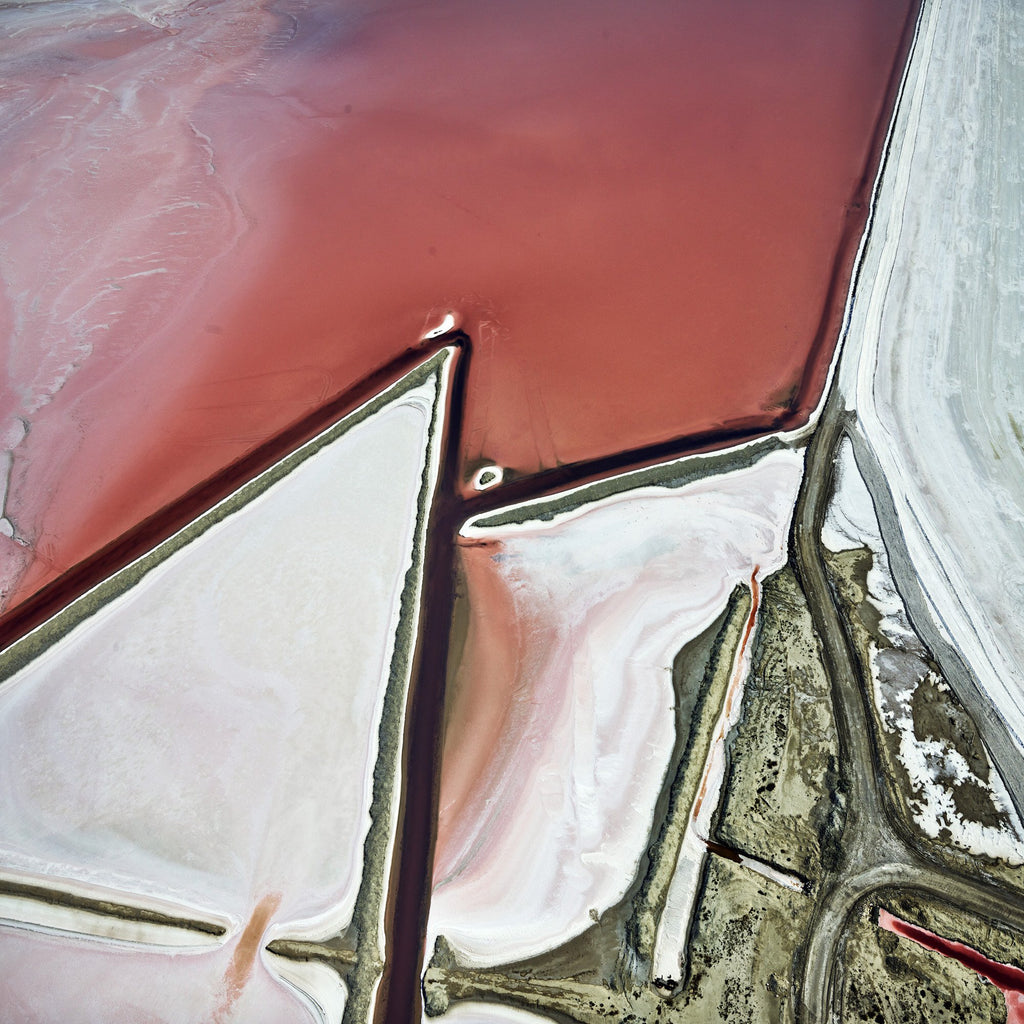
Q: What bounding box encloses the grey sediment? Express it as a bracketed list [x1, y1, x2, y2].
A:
[343, 347, 456, 1024]
[0, 877, 226, 938]
[266, 936, 358, 969]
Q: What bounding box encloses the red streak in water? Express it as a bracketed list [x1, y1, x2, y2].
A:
[879, 908, 1024, 1023]
[0, 0, 916, 620]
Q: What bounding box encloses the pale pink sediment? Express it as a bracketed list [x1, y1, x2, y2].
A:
[431, 448, 803, 967]
[0, 923, 314, 1024]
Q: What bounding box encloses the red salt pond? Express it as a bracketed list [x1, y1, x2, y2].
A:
[879, 908, 1024, 1024]
[0, 0, 915, 621]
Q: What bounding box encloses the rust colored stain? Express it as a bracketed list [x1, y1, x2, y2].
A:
[879, 909, 1024, 1024]
[0, 0, 915, 618]
[213, 892, 281, 1023]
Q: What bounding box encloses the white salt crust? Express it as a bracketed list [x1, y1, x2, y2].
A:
[838, 0, 1024, 754]
[0, 366, 445, 1022]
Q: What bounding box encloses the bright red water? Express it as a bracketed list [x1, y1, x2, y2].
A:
[0, 0, 914, 619]
[879, 908, 1024, 1023]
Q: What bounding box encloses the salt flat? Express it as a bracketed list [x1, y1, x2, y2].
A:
[840, 0, 1024, 751]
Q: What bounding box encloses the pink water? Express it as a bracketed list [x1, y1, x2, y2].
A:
[879, 908, 1024, 1023]
[0, 0, 915, 627]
